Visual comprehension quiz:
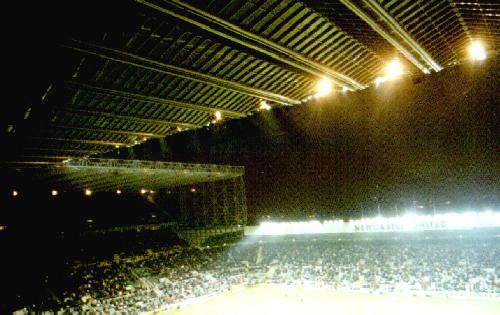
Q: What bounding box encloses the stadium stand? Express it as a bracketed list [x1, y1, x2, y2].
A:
[13, 229, 499, 314]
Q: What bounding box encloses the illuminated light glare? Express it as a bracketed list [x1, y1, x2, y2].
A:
[176, 126, 182, 132]
[84, 189, 92, 196]
[307, 96, 312, 100]
[114, 145, 120, 149]
[342, 86, 349, 93]
[316, 78, 332, 96]
[190, 187, 197, 193]
[12, 190, 18, 197]
[116, 189, 122, 195]
[149, 190, 155, 194]
[374, 76, 387, 87]
[51, 189, 58, 196]
[469, 41, 486, 60]
[385, 59, 404, 80]
[214, 110, 222, 121]
[251, 211, 500, 236]
[140, 189, 147, 194]
[259, 101, 271, 111]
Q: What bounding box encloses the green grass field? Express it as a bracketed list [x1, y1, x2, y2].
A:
[168, 285, 500, 315]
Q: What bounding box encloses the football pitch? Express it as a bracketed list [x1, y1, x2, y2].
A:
[168, 285, 500, 315]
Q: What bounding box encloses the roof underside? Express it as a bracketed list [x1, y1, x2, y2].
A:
[2, 0, 499, 165]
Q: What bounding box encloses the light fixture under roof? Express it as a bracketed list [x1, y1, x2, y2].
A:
[316, 78, 332, 96]
[385, 58, 404, 80]
[214, 110, 222, 120]
[84, 189, 92, 196]
[259, 100, 271, 111]
[469, 41, 486, 61]
[51, 189, 58, 196]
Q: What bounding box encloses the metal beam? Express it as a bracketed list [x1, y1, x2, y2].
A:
[135, 0, 366, 90]
[52, 106, 199, 129]
[339, 0, 442, 73]
[50, 124, 168, 139]
[63, 40, 301, 105]
[29, 137, 127, 147]
[14, 155, 73, 160]
[1, 161, 63, 165]
[67, 81, 245, 119]
[22, 147, 104, 154]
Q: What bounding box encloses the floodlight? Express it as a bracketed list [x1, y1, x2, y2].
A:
[469, 41, 486, 60]
[385, 59, 404, 79]
[214, 110, 222, 120]
[259, 100, 271, 111]
[317, 78, 332, 96]
[374, 76, 386, 86]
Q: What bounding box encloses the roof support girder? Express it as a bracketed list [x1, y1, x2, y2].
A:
[50, 125, 167, 139]
[135, 0, 366, 90]
[53, 106, 199, 129]
[29, 137, 127, 147]
[339, 0, 442, 73]
[67, 81, 245, 119]
[64, 40, 300, 105]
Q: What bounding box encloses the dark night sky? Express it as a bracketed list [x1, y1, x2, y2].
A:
[108, 59, 499, 223]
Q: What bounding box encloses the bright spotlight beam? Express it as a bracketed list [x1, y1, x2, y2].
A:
[317, 78, 333, 96]
[469, 41, 486, 61]
[385, 59, 404, 79]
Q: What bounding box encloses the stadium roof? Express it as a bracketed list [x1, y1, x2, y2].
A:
[4, 158, 244, 192]
[3, 0, 499, 165]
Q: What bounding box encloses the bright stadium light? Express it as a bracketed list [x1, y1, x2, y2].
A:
[385, 58, 404, 80]
[316, 78, 332, 96]
[469, 41, 486, 60]
[259, 100, 271, 111]
[214, 110, 222, 121]
[374, 76, 387, 87]
[248, 211, 500, 236]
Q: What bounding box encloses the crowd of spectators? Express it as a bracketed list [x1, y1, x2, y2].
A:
[15, 233, 500, 314]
